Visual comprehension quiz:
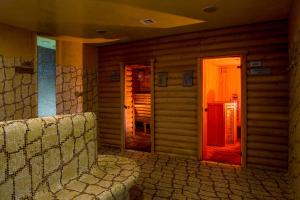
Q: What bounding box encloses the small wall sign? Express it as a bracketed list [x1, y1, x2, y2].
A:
[248, 67, 272, 75]
[248, 60, 263, 68]
[183, 70, 193, 87]
[157, 72, 168, 87]
[110, 71, 120, 82]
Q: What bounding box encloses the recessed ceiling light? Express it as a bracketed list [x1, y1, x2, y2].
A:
[95, 29, 107, 34]
[141, 18, 156, 25]
[203, 5, 217, 13]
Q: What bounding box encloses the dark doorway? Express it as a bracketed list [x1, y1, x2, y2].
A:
[124, 65, 151, 152]
[202, 57, 242, 165]
[37, 36, 56, 117]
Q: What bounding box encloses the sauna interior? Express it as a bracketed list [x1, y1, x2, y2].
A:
[1, 0, 300, 199]
[124, 65, 152, 152]
[202, 57, 242, 165]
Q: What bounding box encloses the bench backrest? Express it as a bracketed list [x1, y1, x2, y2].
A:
[0, 112, 97, 199]
[134, 94, 151, 120]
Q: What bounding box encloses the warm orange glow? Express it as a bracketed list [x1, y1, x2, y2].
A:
[125, 65, 151, 152]
[202, 57, 241, 165]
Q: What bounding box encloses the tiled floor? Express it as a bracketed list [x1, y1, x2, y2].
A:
[99, 147, 290, 200]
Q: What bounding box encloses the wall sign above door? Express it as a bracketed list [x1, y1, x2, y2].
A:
[248, 60, 263, 68]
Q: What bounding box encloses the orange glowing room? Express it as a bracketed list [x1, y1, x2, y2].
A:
[0, 0, 300, 199]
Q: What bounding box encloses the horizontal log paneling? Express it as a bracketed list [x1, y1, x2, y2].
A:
[98, 20, 288, 169]
[98, 65, 122, 147]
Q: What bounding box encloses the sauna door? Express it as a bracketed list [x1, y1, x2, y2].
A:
[124, 67, 135, 136]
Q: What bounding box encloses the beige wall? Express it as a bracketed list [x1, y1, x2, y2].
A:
[0, 23, 37, 121]
[288, 0, 300, 198]
[0, 23, 36, 58]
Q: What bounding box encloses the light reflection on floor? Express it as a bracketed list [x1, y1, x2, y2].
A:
[204, 141, 241, 165]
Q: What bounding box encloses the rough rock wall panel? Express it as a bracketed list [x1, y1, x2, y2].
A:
[0, 23, 37, 121]
[0, 55, 37, 121]
[56, 65, 83, 115]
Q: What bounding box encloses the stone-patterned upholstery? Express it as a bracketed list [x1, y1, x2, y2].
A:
[0, 112, 140, 200]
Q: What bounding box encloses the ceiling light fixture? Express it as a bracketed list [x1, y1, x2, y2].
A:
[203, 5, 217, 13]
[141, 18, 156, 25]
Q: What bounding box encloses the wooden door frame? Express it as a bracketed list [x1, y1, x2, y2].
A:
[197, 52, 247, 168]
[120, 59, 155, 153]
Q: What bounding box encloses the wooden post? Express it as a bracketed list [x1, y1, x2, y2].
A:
[150, 59, 155, 154]
[241, 54, 247, 168]
[120, 62, 125, 153]
[197, 59, 203, 160]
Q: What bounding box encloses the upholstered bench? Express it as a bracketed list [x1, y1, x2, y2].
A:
[0, 112, 140, 200]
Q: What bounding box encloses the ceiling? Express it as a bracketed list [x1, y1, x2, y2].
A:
[0, 0, 292, 45]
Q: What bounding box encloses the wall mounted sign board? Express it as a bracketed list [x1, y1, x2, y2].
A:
[157, 72, 168, 87]
[183, 70, 193, 86]
[248, 67, 272, 75]
[110, 71, 120, 82]
[248, 60, 263, 68]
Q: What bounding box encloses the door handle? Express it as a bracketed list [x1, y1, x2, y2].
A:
[204, 108, 208, 112]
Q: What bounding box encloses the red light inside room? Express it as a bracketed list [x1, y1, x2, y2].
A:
[202, 57, 241, 165]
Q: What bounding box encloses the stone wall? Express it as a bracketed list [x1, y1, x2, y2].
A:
[56, 65, 83, 114]
[0, 23, 37, 122]
[56, 43, 99, 118]
[56, 65, 98, 115]
[289, 0, 300, 198]
[0, 55, 37, 121]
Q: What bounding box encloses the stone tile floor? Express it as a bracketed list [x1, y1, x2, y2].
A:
[99, 147, 291, 200]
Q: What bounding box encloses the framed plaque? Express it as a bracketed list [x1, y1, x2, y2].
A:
[183, 70, 193, 87]
[109, 71, 120, 82]
[157, 72, 168, 87]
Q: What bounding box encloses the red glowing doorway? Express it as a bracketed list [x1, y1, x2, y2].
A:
[201, 56, 242, 165]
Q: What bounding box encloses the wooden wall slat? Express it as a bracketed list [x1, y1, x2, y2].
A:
[98, 20, 289, 168]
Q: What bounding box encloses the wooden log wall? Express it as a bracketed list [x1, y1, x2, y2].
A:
[98, 20, 289, 170]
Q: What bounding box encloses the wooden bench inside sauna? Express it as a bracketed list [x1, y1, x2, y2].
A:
[134, 93, 151, 133]
[0, 112, 140, 200]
